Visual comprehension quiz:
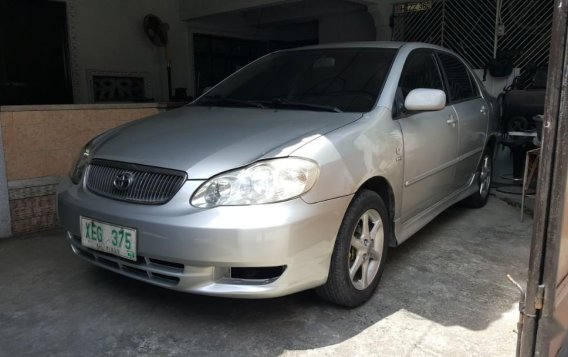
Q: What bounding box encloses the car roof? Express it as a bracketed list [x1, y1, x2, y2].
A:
[282, 41, 455, 54]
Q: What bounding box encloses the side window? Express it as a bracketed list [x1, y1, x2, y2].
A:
[395, 51, 444, 115]
[438, 53, 476, 102]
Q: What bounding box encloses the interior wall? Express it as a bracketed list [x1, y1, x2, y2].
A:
[185, 12, 319, 97]
[180, 0, 294, 20]
[318, 10, 376, 44]
[58, 0, 386, 102]
[184, 1, 377, 96]
[58, 0, 190, 103]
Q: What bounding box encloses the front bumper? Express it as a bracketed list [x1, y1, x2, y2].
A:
[57, 178, 352, 298]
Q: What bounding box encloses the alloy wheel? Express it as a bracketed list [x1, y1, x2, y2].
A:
[348, 209, 384, 290]
[479, 155, 492, 198]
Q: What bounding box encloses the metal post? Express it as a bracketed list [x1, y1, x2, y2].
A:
[518, 0, 568, 355]
[493, 0, 502, 59]
[167, 63, 173, 100]
[0, 121, 12, 238]
[521, 150, 530, 222]
[440, 0, 446, 47]
[165, 46, 173, 101]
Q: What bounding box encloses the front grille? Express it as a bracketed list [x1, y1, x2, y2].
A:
[86, 159, 187, 204]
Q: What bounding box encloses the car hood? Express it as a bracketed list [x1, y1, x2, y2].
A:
[93, 106, 362, 179]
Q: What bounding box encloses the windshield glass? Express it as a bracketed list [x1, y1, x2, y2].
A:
[193, 48, 397, 113]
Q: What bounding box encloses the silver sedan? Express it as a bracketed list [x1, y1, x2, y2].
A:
[58, 42, 498, 307]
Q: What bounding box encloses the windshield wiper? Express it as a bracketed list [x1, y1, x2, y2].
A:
[261, 98, 343, 113]
[198, 96, 265, 109]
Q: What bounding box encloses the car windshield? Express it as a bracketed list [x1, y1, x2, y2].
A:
[193, 48, 397, 113]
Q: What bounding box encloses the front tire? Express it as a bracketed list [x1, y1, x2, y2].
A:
[316, 190, 389, 307]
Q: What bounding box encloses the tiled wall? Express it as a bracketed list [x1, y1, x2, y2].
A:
[0, 108, 158, 180]
[0, 105, 160, 235]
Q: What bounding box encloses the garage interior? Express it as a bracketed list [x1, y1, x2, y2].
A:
[0, 0, 566, 356]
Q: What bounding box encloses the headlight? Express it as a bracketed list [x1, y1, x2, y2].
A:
[69, 142, 93, 184]
[191, 158, 319, 208]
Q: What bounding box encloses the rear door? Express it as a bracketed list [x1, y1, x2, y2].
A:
[436, 52, 489, 191]
[396, 50, 459, 221]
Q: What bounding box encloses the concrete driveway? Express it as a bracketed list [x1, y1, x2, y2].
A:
[0, 197, 531, 357]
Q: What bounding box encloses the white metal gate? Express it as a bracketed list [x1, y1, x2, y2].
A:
[392, 0, 553, 85]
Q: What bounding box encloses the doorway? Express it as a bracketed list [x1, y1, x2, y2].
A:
[0, 0, 73, 105]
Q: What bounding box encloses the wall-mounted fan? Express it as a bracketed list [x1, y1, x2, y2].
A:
[143, 14, 172, 100]
[143, 14, 169, 47]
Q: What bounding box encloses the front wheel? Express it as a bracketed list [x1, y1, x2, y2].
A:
[463, 152, 492, 208]
[316, 190, 389, 307]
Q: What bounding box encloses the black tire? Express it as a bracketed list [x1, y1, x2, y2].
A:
[463, 151, 493, 208]
[316, 190, 389, 308]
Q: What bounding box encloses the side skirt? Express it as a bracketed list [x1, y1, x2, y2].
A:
[393, 174, 478, 245]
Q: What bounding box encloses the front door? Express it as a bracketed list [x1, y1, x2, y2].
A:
[395, 50, 459, 221]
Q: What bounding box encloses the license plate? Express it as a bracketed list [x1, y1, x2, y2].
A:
[80, 217, 137, 261]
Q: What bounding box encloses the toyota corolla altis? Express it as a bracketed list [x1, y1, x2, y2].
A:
[58, 42, 498, 307]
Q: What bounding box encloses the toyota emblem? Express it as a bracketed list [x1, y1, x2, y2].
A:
[113, 172, 134, 191]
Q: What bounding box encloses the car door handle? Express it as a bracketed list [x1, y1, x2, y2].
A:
[446, 115, 457, 127]
[480, 105, 487, 115]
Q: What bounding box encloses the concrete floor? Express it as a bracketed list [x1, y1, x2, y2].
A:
[0, 197, 531, 357]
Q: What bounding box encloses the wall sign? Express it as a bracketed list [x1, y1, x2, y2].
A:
[394, 1, 433, 15]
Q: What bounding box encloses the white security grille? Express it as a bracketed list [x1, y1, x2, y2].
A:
[497, 0, 554, 69]
[393, 0, 554, 80]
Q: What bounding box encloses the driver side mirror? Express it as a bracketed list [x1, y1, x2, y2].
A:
[404, 89, 446, 111]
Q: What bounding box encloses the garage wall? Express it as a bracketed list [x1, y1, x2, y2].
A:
[53, 0, 396, 102]
[58, 0, 190, 104]
[183, 1, 380, 96]
[185, 13, 319, 97]
[56, 0, 398, 103]
[0, 105, 160, 236]
[180, 0, 295, 20]
[318, 11, 376, 43]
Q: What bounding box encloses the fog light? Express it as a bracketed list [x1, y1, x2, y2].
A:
[230, 266, 286, 280]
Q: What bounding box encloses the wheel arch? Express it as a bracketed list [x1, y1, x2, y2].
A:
[356, 176, 398, 247]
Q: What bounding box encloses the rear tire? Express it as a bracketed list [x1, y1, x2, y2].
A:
[463, 151, 493, 208]
[316, 190, 389, 308]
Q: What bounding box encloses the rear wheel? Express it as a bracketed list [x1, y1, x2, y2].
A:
[316, 190, 389, 307]
[463, 152, 492, 208]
